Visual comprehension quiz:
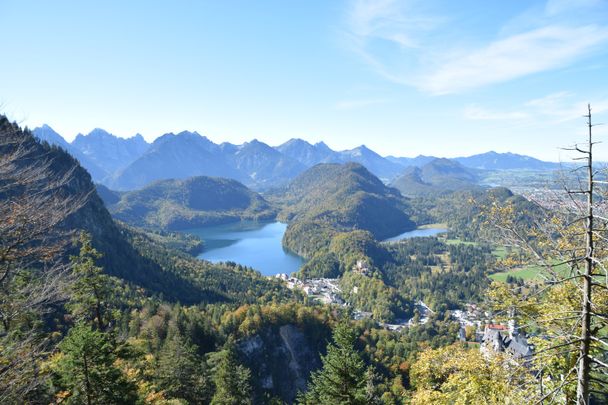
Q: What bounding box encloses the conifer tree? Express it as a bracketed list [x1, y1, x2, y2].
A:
[299, 321, 370, 405]
[50, 323, 137, 404]
[69, 233, 111, 330]
[154, 333, 212, 404]
[210, 344, 253, 405]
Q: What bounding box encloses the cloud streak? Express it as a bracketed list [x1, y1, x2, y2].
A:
[344, 0, 608, 94]
[421, 25, 608, 94]
[464, 92, 608, 124]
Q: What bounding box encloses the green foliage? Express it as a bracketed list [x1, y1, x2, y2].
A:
[426, 187, 540, 242]
[340, 271, 409, 322]
[50, 323, 138, 404]
[296, 230, 381, 279]
[380, 239, 494, 311]
[154, 333, 212, 404]
[279, 163, 415, 259]
[297, 251, 341, 279]
[110, 176, 276, 230]
[210, 344, 253, 405]
[299, 321, 370, 405]
[69, 233, 113, 330]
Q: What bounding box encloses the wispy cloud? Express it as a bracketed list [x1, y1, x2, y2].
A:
[334, 98, 389, 110]
[421, 25, 608, 94]
[464, 92, 608, 123]
[343, 0, 608, 94]
[525, 92, 608, 122]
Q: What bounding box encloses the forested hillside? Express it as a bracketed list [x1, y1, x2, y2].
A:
[108, 176, 276, 230]
[278, 162, 415, 258]
[390, 158, 479, 197]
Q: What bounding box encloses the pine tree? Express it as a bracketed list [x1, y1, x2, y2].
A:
[154, 333, 212, 404]
[50, 323, 138, 404]
[210, 344, 253, 405]
[69, 233, 112, 330]
[299, 321, 369, 405]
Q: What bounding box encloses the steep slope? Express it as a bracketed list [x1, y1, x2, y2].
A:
[275, 138, 339, 166]
[336, 145, 404, 180]
[229, 139, 306, 187]
[391, 158, 480, 197]
[4, 117, 188, 295]
[455, 151, 559, 170]
[279, 163, 415, 258]
[72, 128, 149, 174]
[108, 176, 275, 229]
[4, 117, 284, 303]
[33, 124, 72, 149]
[95, 183, 122, 206]
[33, 125, 109, 181]
[110, 131, 244, 190]
[276, 140, 404, 181]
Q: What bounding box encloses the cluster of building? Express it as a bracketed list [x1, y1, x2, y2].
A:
[275, 274, 434, 331]
[514, 186, 608, 215]
[451, 303, 534, 360]
[276, 274, 533, 361]
[275, 274, 344, 306]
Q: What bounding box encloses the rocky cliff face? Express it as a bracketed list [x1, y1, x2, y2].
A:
[238, 324, 323, 403]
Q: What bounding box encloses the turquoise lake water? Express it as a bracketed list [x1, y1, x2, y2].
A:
[185, 221, 447, 275]
[184, 221, 304, 276]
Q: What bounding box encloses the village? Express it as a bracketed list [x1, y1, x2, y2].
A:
[275, 270, 534, 361]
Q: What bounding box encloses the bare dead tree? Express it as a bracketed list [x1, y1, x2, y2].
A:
[0, 117, 92, 402]
[573, 104, 595, 404]
[483, 105, 608, 404]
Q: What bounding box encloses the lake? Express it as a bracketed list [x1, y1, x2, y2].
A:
[383, 227, 448, 242]
[184, 221, 304, 276]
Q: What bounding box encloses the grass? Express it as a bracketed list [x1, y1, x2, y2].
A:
[489, 261, 572, 282]
[445, 238, 478, 246]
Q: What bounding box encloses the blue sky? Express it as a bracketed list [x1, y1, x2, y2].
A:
[1, 0, 607, 160]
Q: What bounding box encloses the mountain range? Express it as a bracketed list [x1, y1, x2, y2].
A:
[33, 125, 561, 191]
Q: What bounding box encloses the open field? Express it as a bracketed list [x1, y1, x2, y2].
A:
[445, 238, 478, 246]
[489, 262, 572, 282]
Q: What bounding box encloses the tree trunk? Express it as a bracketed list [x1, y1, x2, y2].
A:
[576, 104, 593, 405]
[83, 352, 93, 405]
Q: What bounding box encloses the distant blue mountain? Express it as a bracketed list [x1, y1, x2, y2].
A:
[276, 138, 337, 166]
[72, 128, 149, 174]
[33, 126, 561, 191]
[454, 151, 560, 170]
[110, 131, 244, 190]
[386, 155, 437, 167]
[33, 125, 109, 180]
[276, 139, 403, 181]
[390, 158, 480, 196]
